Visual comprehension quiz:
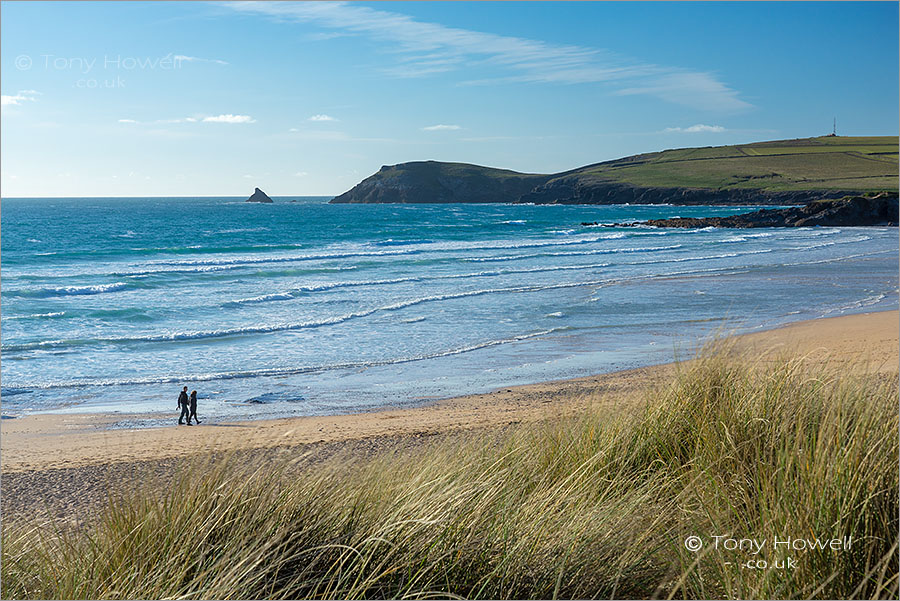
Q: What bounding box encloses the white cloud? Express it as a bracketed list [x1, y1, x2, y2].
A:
[422, 124, 461, 131]
[288, 127, 299, 132]
[309, 114, 338, 122]
[202, 114, 256, 123]
[663, 124, 727, 133]
[226, 1, 750, 111]
[174, 54, 229, 66]
[1, 90, 40, 106]
[118, 118, 139, 123]
[293, 171, 309, 177]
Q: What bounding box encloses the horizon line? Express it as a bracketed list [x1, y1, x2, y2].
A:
[1, 194, 340, 200]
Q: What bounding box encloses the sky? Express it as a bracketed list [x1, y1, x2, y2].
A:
[1, 1, 898, 197]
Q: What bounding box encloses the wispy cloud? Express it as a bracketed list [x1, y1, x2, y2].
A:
[225, 1, 750, 111]
[663, 124, 727, 133]
[174, 54, 229, 66]
[202, 114, 256, 123]
[309, 114, 338, 122]
[293, 171, 309, 177]
[284, 128, 398, 143]
[115, 114, 254, 125]
[158, 117, 198, 124]
[422, 124, 461, 131]
[305, 31, 351, 42]
[461, 134, 555, 142]
[616, 72, 749, 112]
[1, 89, 40, 106]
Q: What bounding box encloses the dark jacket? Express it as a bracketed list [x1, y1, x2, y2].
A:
[178, 391, 188, 406]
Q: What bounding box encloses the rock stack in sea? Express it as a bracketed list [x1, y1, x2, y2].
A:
[246, 188, 274, 203]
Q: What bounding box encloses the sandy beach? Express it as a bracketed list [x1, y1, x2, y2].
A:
[2, 310, 897, 521]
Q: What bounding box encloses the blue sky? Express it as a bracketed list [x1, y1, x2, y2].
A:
[2, 1, 897, 197]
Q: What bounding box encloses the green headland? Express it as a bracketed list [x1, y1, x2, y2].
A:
[331, 135, 899, 205]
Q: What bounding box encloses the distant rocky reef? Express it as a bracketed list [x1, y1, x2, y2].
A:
[246, 188, 273, 203]
[583, 193, 898, 229]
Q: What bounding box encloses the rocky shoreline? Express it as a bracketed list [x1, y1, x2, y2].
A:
[582, 193, 898, 229]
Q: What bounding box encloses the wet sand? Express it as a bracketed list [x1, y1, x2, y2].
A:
[2, 310, 897, 521]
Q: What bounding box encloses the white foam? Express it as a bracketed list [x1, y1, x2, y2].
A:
[209, 227, 270, 234]
[3, 311, 66, 320]
[222, 264, 615, 308]
[6, 282, 130, 298]
[4, 280, 609, 352]
[464, 244, 683, 262]
[7, 327, 569, 390]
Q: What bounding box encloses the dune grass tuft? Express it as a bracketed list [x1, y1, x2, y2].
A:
[3, 348, 897, 599]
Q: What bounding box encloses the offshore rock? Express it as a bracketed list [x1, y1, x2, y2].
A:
[246, 188, 274, 203]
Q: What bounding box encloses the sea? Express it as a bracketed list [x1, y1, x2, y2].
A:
[2, 196, 897, 427]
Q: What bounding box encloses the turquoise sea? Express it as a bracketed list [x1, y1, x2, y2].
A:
[2, 197, 897, 427]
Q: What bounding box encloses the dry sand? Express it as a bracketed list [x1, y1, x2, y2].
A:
[2, 310, 897, 521]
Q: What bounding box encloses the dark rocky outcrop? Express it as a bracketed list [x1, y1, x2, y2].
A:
[594, 193, 898, 228]
[246, 188, 273, 203]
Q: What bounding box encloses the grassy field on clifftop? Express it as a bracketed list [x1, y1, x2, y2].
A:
[331, 136, 898, 204]
[569, 136, 898, 192]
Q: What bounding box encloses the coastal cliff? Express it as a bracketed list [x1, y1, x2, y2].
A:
[331, 161, 549, 204]
[330, 136, 898, 206]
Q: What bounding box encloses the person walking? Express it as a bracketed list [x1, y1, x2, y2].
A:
[188, 390, 200, 425]
[178, 386, 190, 425]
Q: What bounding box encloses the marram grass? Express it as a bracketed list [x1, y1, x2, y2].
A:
[2, 349, 897, 599]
